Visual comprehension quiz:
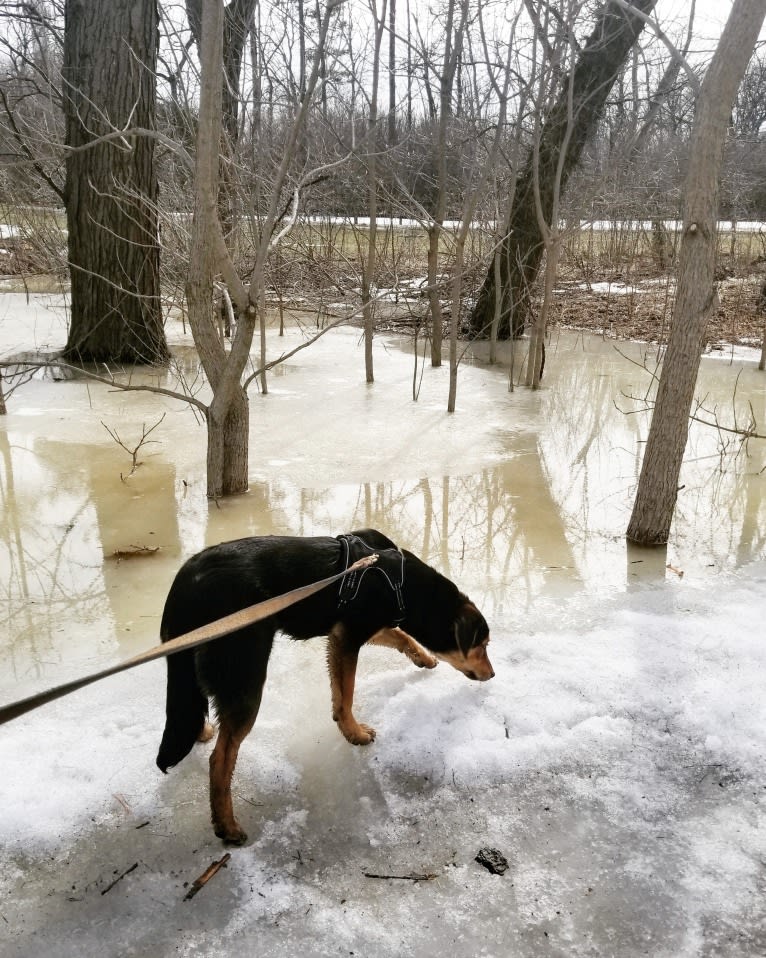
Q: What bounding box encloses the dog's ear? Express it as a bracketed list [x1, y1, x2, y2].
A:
[453, 602, 487, 656]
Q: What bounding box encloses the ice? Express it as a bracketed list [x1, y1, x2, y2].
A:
[1, 570, 765, 956]
[1, 296, 765, 955]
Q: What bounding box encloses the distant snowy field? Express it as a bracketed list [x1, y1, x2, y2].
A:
[2, 565, 765, 957]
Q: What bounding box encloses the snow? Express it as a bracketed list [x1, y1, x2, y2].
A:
[1, 297, 766, 955]
[1, 570, 766, 956]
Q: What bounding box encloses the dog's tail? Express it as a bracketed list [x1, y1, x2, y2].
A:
[156, 647, 208, 773]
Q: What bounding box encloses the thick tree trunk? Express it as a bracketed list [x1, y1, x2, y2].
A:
[206, 387, 249, 498]
[468, 0, 656, 340]
[62, 0, 167, 365]
[626, 0, 766, 546]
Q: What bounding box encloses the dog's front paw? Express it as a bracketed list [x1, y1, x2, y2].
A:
[340, 721, 377, 746]
[214, 820, 248, 845]
[412, 652, 438, 669]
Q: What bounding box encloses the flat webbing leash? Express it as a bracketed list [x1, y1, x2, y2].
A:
[0, 553, 379, 728]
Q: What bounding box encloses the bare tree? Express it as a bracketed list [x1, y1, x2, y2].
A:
[446, 3, 517, 410]
[626, 0, 766, 547]
[468, 0, 656, 341]
[61, 0, 168, 365]
[424, 0, 470, 367]
[387, 0, 396, 145]
[186, 0, 257, 241]
[526, 1, 579, 388]
[360, 0, 388, 383]
[186, 0, 341, 498]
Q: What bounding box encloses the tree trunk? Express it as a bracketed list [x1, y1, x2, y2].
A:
[759, 275, 766, 371]
[468, 0, 656, 340]
[446, 238, 463, 411]
[427, 0, 468, 367]
[62, 0, 167, 365]
[362, 0, 387, 384]
[388, 0, 397, 146]
[187, 0, 257, 240]
[206, 386, 249, 499]
[626, 0, 766, 546]
[427, 226, 443, 365]
[186, 0, 251, 498]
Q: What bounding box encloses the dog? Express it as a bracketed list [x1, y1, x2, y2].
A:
[156, 528, 493, 844]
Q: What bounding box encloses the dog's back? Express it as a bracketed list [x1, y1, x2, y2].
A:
[155, 529, 493, 843]
[156, 535, 345, 772]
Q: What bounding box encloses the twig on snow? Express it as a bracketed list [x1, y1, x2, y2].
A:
[101, 862, 139, 896]
[363, 871, 437, 882]
[184, 853, 231, 901]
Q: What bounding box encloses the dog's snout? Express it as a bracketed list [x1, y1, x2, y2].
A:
[437, 647, 495, 681]
[465, 665, 494, 681]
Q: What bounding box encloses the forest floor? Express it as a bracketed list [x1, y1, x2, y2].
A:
[548, 265, 765, 349]
[2, 238, 765, 349]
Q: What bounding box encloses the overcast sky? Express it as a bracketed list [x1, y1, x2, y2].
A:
[663, 0, 755, 37]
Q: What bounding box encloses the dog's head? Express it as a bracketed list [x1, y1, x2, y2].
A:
[435, 600, 494, 682]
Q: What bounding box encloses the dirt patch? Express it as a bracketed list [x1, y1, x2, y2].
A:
[548, 269, 766, 349]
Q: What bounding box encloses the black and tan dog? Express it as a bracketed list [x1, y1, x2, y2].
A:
[157, 528, 493, 844]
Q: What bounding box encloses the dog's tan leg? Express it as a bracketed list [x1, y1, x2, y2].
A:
[369, 626, 438, 669]
[209, 713, 257, 845]
[327, 626, 376, 745]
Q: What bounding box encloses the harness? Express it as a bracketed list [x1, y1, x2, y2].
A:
[337, 534, 406, 624]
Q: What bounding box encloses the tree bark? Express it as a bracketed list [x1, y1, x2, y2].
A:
[187, 0, 257, 240]
[62, 0, 167, 365]
[388, 0, 397, 146]
[186, 0, 250, 498]
[626, 0, 766, 546]
[468, 0, 656, 340]
[427, 0, 469, 367]
[362, 0, 387, 384]
[759, 275, 766, 371]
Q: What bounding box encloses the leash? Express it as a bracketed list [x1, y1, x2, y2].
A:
[0, 553, 379, 728]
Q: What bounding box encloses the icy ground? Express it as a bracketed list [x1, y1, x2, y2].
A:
[1, 296, 765, 956]
[2, 571, 766, 957]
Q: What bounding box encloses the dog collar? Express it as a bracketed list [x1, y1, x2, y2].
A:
[337, 534, 406, 624]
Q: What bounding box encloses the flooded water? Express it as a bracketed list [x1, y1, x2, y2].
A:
[2, 293, 765, 699]
[2, 292, 766, 958]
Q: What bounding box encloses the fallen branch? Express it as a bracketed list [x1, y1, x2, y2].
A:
[101, 862, 138, 895]
[184, 853, 231, 901]
[108, 545, 160, 560]
[363, 871, 436, 882]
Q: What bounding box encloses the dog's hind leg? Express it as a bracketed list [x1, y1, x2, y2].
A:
[368, 626, 438, 670]
[327, 625, 376, 745]
[199, 628, 275, 845]
[208, 702, 261, 845]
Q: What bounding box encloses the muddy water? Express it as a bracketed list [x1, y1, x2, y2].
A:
[1, 293, 765, 702]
